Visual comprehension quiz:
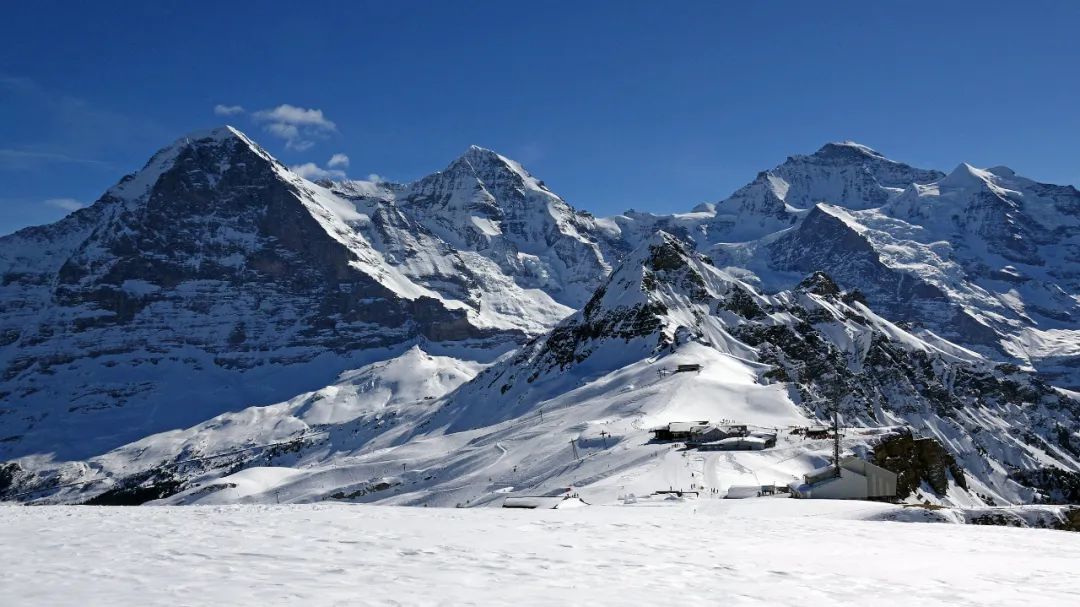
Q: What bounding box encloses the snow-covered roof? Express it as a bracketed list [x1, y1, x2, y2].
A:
[717, 436, 767, 446]
[503, 496, 567, 509]
[502, 496, 587, 509]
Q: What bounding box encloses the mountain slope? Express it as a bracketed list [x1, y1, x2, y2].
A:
[10, 232, 1075, 508]
[0, 127, 512, 461]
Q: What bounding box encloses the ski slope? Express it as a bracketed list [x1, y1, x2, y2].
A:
[143, 342, 815, 508]
[1, 503, 1077, 606]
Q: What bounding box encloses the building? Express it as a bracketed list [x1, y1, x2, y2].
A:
[675, 363, 703, 373]
[724, 484, 784, 499]
[789, 456, 898, 500]
[502, 495, 589, 509]
[653, 422, 758, 445]
[651, 420, 709, 441]
[750, 431, 778, 448]
[688, 424, 727, 443]
[697, 436, 770, 451]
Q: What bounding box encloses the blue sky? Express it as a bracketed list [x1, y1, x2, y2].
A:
[2, 1, 1078, 235]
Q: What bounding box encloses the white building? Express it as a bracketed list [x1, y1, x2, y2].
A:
[789, 456, 898, 500]
[502, 495, 589, 509]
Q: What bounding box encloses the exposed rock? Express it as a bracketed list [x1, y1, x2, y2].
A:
[871, 431, 968, 497]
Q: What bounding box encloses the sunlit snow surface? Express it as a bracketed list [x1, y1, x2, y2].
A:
[2, 502, 1078, 606]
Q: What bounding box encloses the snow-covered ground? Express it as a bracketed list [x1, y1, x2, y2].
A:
[1, 502, 1077, 606]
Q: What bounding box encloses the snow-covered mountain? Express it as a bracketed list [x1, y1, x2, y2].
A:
[5, 232, 1077, 509]
[0, 128, 534, 462]
[328, 145, 617, 309]
[609, 142, 1080, 388]
[1, 128, 1077, 509]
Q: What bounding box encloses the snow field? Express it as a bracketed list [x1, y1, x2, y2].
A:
[1, 503, 1077, 606]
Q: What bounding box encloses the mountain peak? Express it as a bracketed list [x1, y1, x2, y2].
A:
[440, 145, 548, 194]
[167, 125, 267, 157]
[812, 141, 887, 161]
[182, 124, 245, 141]
[456, 144, 508, 168]
[641, 230, 694, 264]
[108, 125, 278, 203]
[939, 162, 995, 190]
[145, 124, 269, 166]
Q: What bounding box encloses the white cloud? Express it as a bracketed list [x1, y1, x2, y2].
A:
[290, 162, 346, 181]
[254, 104, 335, 129]
[266, 123, 300, 140]
[213, 104, 245, 116]
[253, 104, 337, 150]
[367, 173, 385, 183]
[327, 153, 350, 169]
[44, 197, 85, 212]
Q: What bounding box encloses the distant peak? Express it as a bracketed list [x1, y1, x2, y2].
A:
[445, 145, 547, 191]
[445, 145, 507, 174]
[813, 141, 887, 161]
[939, 162, 994, 189]
[178, 125, 247, 144]
[160, 125, 271, 163]
[459, 144, 502, 163]
[987, 165, 1016, 178]
[107, 126, 278, 202]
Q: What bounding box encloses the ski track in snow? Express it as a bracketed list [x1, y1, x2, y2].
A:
[1, 503, 1078, 607]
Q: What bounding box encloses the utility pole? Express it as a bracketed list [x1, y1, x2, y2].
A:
[600, 430, 609, 448]
[569, 437, 579, 461]
[832, 408, 842, 478]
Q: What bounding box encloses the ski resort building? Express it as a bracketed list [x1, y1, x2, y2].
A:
[651, 422, 750, 443]
[502, 495, 588, 509]
[651, 421, 709, 441]
[697, 434, 776, 451]
[789, 456, 898, 500]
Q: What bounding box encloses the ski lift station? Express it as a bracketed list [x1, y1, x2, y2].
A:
[789, 456, 898, 500]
